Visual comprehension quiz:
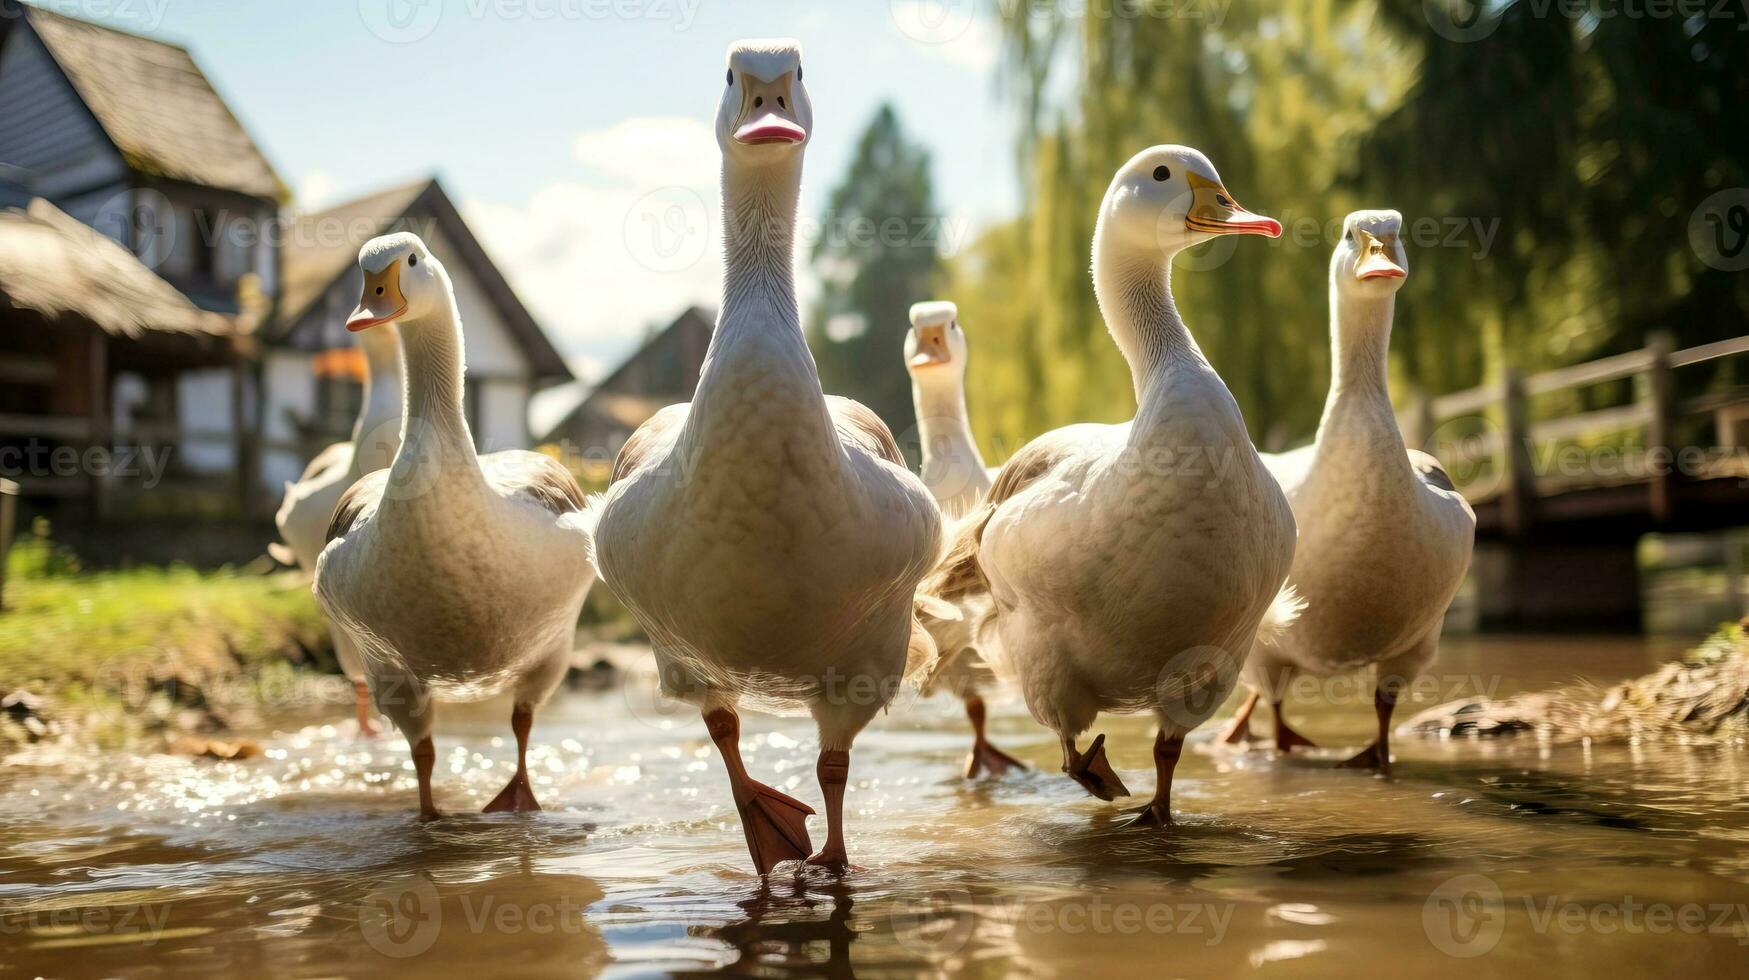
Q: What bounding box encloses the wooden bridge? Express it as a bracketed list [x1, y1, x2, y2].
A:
[1401, 331, 1749, 630]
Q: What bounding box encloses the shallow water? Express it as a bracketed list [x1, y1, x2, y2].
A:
[3, 634, 1748, 978]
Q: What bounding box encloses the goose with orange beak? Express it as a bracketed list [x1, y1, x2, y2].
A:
[1226, 210, 1474, 773]
[924, 146, 1298, 827]
[902, 301, 1026, 779]
[314, 232, 596, 821]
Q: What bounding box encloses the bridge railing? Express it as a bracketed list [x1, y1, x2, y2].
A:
[1403, 331, 1749, 533]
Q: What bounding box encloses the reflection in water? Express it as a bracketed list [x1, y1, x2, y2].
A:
[1, 635, 1747, 977]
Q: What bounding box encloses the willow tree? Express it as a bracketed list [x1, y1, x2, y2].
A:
[956, 0, 1418, 451]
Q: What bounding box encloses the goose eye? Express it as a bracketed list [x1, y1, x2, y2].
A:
[1152, 165, 1170, 181]
[1345, 229, 1354, 242]
[407, 254, 417, 267]
[726, 68, 733, 86]
[796, 64, 802, 81]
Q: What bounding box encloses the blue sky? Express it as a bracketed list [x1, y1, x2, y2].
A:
[58, 0, 1019, 425]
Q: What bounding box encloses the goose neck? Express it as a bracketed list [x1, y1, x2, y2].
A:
[1093, 238, 1200, 401]
[396, 306, 477, 468]
[912, 379, 980, 462]
[716, 156, 803, 345]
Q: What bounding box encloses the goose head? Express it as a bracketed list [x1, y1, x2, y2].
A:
[1333, 210, 1408, 296]
[346, 233, 449, 332]
[717, 39, 811, 164]
[1097, 145, 1281, 259]
[904, 301, 969, 386]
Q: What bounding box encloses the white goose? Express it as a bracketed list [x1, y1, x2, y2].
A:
[271, 322, 402, 736]
[1223, 210, 1475, 771]
[588, 39, 942, 873]
[904, 301, 1023, 778]
[930, 146, 1295, 826]
[314, 232, 595, 820]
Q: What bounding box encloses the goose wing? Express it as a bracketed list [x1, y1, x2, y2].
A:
[610, 403, 691, 484]
[825, 395, 904, 467]
[482, 450, 588, 516]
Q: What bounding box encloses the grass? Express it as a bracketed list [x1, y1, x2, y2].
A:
[0, 521, 329, 748]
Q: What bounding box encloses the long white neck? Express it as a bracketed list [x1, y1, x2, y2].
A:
[713, 154, 805, 351]
[1315, 280, 1400, 442]
[350, 325, 403, 474]
[394, 284, 478, 478]
[912, 375, 984, 468]
[1091, 222, 1203, 402]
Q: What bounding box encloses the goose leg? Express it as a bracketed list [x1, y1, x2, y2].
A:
[1273, 699, 1318, 753]
[1123, 729, 1183, 828]
[1218, 690, 1260, 745]
[484, 703, 541, 813]
[963, 694, 1025, 778]
[1060, 732, 1130, 801]
[806, 749, 852, 873]
[353, 682, 380, 738]
[412, 735, 441, 822]
[706, 708, 814, 875]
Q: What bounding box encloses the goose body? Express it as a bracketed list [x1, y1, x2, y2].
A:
[589, 40, 941, 874]
[931, 146, 1295, 823]
[903, 300, 1023, 778]
[272, 324, 402, 734]
[314, 233, 594, 819]
[1231, 211, 1476, 769]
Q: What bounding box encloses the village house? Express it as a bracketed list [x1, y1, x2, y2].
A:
[540, 306, 712, 478]
[0, 6, 569, 555]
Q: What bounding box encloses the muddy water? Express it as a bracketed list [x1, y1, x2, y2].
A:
[3, 635, 1747, 977]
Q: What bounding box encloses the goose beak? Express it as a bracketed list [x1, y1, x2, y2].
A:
[908, 325, 951, 368]
[347, 262, 407, 332]
[733, 110, 806, 145]
[1355, 233, 1406, 280]
[1184, 171, 1282, 238]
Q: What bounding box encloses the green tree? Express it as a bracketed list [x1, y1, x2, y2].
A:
[807, 103, 943, 451]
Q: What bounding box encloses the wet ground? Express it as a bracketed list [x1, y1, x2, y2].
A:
[2, 634, 1747, 977]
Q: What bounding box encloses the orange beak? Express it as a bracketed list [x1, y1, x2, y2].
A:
[1184, 171, 1282, 238]
[1355, 231, 1406, 280]
[346, 261, 407, 332]
[909, 324, 951, 368]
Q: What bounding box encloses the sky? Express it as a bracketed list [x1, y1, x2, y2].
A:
[55, 0, 1021, 432]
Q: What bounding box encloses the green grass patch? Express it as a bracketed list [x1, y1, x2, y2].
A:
[0, 522, 329, 748]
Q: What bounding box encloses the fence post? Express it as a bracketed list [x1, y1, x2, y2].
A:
[1501, 368, 1535, 536]
[1645, 330, 1677, 524]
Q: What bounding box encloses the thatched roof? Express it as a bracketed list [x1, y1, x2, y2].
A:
[22, 5, 285, 201]
[0, 198, 237, 339]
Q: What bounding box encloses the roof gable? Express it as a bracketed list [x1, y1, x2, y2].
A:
[278, 177, 571, 381]
[22, 5, 284, 201]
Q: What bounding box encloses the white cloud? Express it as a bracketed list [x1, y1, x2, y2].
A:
[572, 116, 719, 189]
[297, 170, 338, 211]
[888, 2, 1001, 73]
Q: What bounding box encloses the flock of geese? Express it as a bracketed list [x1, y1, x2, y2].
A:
[274, 39, 1475, 875]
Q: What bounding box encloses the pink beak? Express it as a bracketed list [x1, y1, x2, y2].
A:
[734, 113, 806, 145]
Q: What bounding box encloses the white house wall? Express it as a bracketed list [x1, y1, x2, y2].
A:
[261, 350, 319, 491]
[177, 369, 239, 473]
